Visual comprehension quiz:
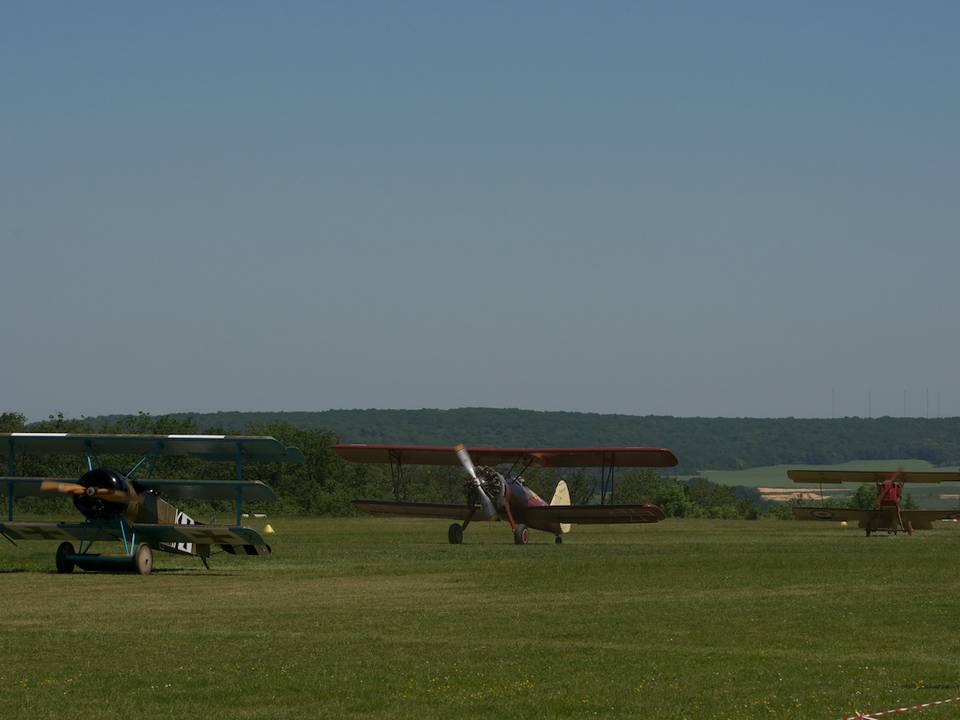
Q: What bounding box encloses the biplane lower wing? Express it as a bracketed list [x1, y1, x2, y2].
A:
[0, 521, 270, 553]
[352, 500, 478, 521]
[524, 503, 666, 525]
[791, 506, 960, 530]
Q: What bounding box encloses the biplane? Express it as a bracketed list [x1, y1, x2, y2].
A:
[0, 433, 303, 573]
[334, 443, 678, 544]
[788, 468, 960, 536]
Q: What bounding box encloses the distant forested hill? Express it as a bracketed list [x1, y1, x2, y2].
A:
[83, 408, 960, 473]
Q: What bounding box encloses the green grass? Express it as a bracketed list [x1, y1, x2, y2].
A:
[2, 517, 960, 719]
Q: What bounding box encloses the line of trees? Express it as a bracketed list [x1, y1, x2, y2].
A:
[87, 408, 960, 472]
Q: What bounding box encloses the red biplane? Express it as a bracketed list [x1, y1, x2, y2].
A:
[789, 468, 960, 536]
[334, 443, 678, 544]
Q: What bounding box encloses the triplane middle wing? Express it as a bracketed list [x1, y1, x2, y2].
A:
[335, 443, 677, 545]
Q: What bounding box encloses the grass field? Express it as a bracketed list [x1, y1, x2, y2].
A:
[2, 517, 960, 720]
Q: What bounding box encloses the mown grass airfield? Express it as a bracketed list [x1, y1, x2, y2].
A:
[3, 517, 960, 720]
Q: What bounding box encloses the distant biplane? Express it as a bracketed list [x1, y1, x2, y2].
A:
[334, 443, 678, 544]
[789, 468, 960, 536]
[0, 433, 303, 573]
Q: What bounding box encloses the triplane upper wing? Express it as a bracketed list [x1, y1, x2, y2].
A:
[0, 432, 305, 463]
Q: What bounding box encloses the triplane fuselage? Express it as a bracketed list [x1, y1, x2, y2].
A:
[0, 433, 303, 574]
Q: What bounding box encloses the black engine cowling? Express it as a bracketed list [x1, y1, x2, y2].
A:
[73, 468, 130, 520]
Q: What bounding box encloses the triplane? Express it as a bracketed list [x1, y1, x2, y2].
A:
[788, 468, 960, 536]
[335, 443, 678, 544]
[0, 433, 302, 573]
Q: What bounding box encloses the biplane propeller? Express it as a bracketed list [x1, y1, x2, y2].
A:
[335, 442, 679, 544]
[0, 433, 303, 574]
[788, 467, 960, 535]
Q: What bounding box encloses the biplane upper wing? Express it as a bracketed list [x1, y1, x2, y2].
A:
[334, 444, 678, 468]
[523, 503, 665, 525]
[351, 499, 477, 521]
[0, 433, 304, 463]
[788, 470, 960, 484]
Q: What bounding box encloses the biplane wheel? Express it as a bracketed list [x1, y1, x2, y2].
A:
[55, 542, 75, 574]
[513, 525, 529, 545]
[448, 523, 464, 545]
[555, 535, 563, 545]
[133, 543, 153, 575]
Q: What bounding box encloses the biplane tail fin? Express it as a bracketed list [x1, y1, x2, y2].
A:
[551, 480, 572, 534]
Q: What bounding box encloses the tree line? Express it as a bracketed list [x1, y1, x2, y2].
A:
[86, 408, 960, 472]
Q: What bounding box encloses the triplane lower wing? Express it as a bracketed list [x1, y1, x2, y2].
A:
[0, 433, 303, 574]
[335, 443, 677, 545]
[787, 468, 960, 536]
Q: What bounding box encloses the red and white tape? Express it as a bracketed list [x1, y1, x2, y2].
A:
[840, 695, 960, 720]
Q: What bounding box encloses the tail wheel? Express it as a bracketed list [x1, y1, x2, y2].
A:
[555, 535, 563, 545]
[448, 523, 464, 545]
[55, 542, 76, 574]
[513, 525, 529, 545]
[133, 543, 153, 575]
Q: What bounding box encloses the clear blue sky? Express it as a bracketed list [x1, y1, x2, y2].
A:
[2, 2, 958, 420]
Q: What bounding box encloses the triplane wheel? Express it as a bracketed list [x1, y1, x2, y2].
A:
[448, 523, 464, 545]
[513, 524, 529, 545]
[133, 543, 153, 575]
[55, 542, 75, 574]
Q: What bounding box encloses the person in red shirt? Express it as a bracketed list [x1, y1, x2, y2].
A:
[876, 473, 909, 533]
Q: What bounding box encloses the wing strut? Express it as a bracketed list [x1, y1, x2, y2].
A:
[388, 449, 406, 501]
[599, 452, 616, 505]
